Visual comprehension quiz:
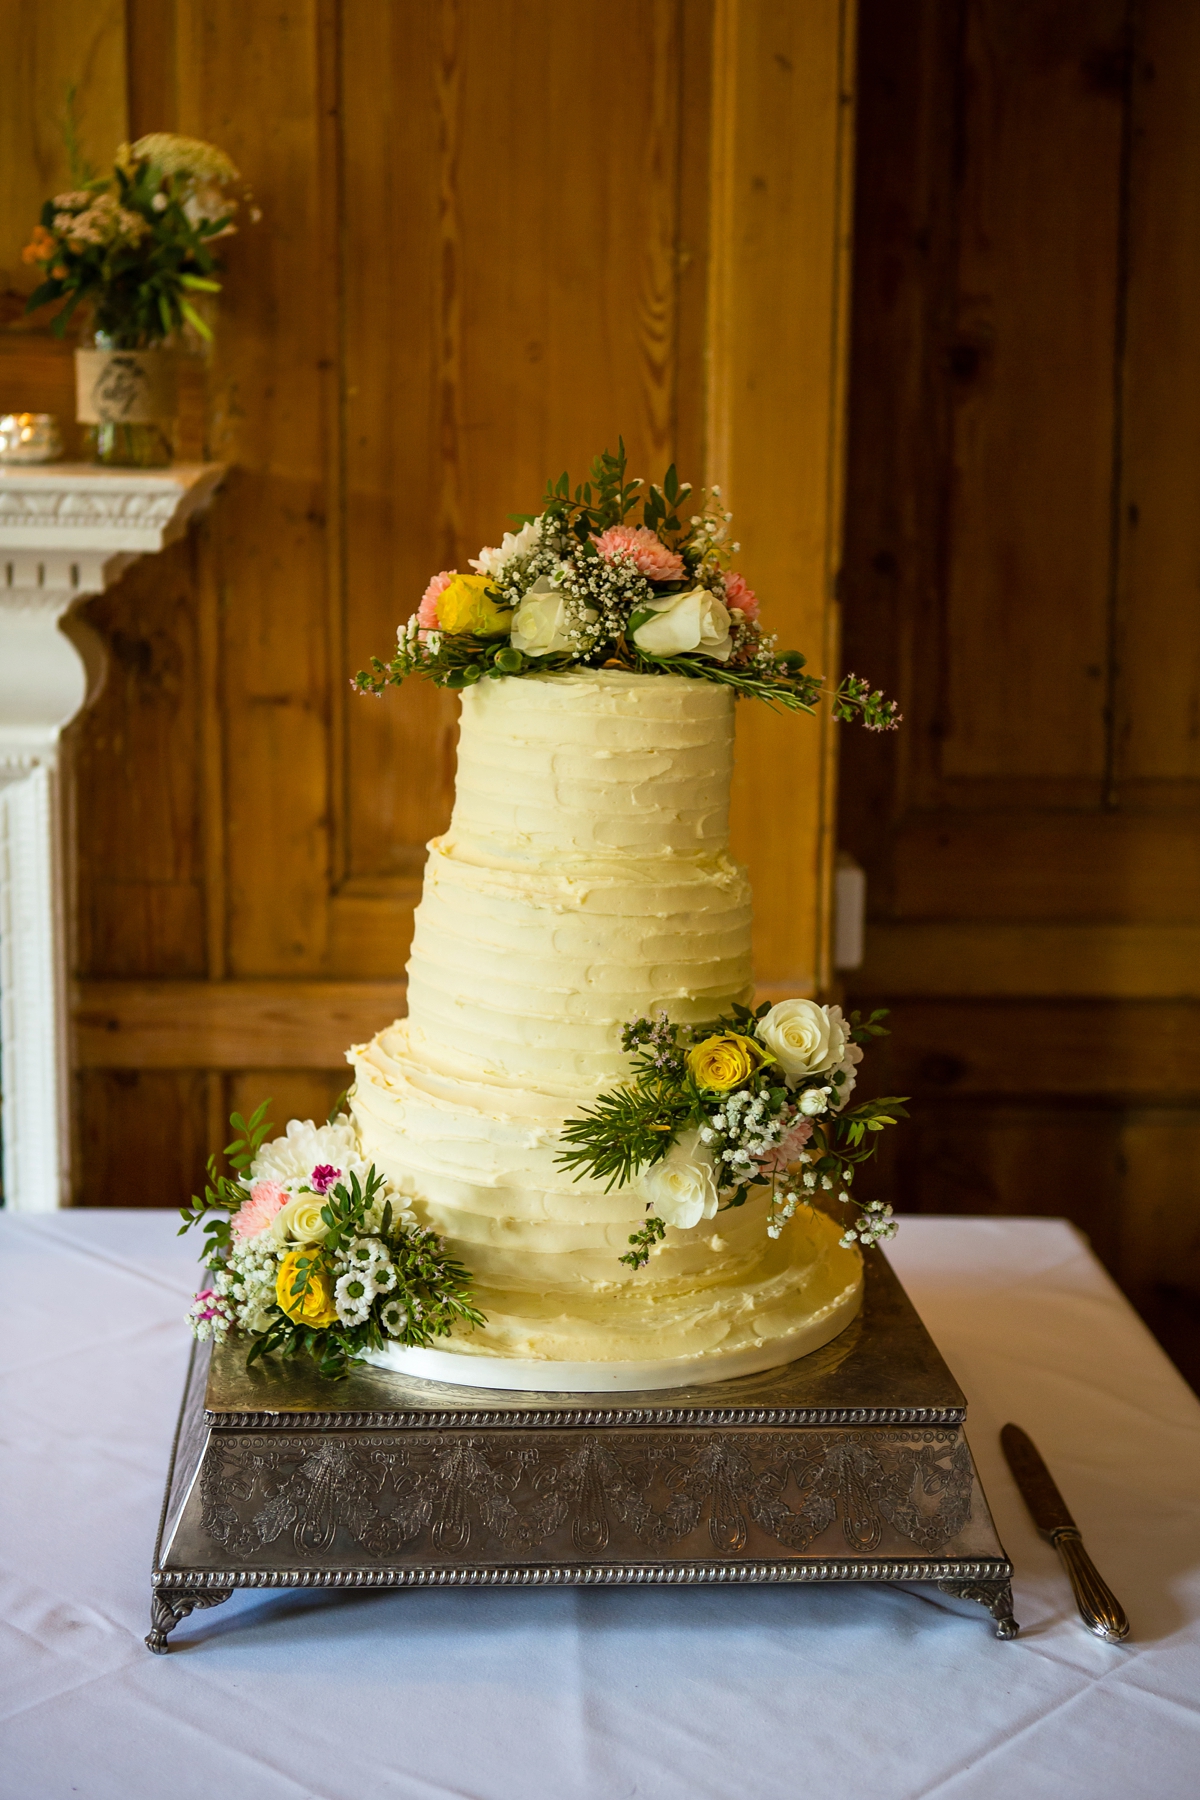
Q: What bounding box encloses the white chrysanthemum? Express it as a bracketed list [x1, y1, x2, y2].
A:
[469, 516, 542, 578]
[249, 1117, 370, 1195]
[343, 1236, 387, 1272]
[334, 1270, 373, 1327]
[380, 1298, 408, 1337]
[372, 1260, 398, 1294]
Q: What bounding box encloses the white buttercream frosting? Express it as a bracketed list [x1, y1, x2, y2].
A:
[349, 670, 861, 1377]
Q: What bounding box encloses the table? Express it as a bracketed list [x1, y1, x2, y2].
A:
[2, 1212, 1198, 1799]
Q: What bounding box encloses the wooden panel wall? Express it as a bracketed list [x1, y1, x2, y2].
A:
[841, 0, 1200, 1386]
[1, 2, 855, 1208]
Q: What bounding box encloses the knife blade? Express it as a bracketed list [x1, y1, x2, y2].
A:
[1001, 1423, 1129, 1642]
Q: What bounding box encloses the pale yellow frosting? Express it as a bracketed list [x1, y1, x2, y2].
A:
[349, 669, 861, 1373]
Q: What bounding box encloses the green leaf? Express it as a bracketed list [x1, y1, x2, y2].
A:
[178, 297, 213, 341]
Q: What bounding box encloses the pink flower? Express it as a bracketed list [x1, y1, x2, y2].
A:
[418, 570, 454, 630]
[756, 1117, 813, 1175]
[232, 1178, 288, 1241]
[593, 525, 685, 584]
[724, 570, 759, 622]
[309, 1164, 341, 1195]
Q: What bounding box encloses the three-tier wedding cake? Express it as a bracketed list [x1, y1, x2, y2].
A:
[349, 670, 862, 1389]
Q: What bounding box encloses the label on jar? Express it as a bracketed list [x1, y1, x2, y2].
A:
[75, 349, 178, 424]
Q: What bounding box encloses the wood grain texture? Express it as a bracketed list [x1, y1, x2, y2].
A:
[67, 535, 207, 978]
[943, 0, 1126, 783]
[0, 0, 127, 303]
[859, 922, 1200, 999]
[175, 0, 335, 979]
[714, 0, 856, 993]
[1115, 2, 1200, 786]
[74, 979, 406, 1069]
[874, 999, 1200, 1104]
[339, 0, 698, 897]
[841, 0, 1200, 1387]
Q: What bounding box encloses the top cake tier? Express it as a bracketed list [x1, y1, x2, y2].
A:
[449, 668, 736, 862]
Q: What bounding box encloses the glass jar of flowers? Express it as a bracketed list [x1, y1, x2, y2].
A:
[21, 133, 256, 467]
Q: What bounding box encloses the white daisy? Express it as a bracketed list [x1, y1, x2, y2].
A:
[334, 1270, 372, 1326]
[380, 1298, 408, 1337]
[371, 1260, 398, 1294]
[344, 1237, 387, 1273]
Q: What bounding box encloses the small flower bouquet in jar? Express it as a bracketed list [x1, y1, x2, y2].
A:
[21, 130, 257, 466]
[556, 1000, 908, 1269]
[181, 1102, 483, 1377]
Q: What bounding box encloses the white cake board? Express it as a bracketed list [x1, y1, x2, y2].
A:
[359, 1281, 863, 1391]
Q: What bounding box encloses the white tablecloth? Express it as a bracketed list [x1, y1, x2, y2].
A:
[2, 1212, 1198, 1800]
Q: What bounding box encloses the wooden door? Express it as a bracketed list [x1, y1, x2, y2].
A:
[0, 1, 856, 1208]
[841, 0, 1200, 1385]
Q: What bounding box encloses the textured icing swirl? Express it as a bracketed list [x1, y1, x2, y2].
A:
[349, 670, 861, 1365]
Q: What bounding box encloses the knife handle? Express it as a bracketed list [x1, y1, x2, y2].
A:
[1051, 1529, 1130, 1643]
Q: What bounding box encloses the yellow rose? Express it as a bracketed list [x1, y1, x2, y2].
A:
[275, 1249, 339, 1327]
[685, 1032, 770, 1092]
[435, 572, 513, 638]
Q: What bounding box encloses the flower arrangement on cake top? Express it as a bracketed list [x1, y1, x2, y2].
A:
[181, 1102, 483, 1376]
[354, 443, 900, 727]
[557, 999, 908, 1269]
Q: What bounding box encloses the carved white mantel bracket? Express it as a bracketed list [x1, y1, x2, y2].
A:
[0, 462, 226, 1210]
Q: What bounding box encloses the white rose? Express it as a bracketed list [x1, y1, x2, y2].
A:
[758, 999, 848, 1077]
[511, 575, 595, 656]
[270, 1194, 331, 1246]
[632, 587, 732, 661]
[638, 1129, 719, 1230]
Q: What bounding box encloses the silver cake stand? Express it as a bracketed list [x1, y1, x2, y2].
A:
[147, 1248, 1017, 1650]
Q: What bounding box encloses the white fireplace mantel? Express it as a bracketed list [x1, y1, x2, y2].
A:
[0, 461, 225, 1210]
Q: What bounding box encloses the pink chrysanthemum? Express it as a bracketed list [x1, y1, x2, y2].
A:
[593, 525, 685, 584]
[723, 570, 759, 622]
[232, 1178, 288, 1240]
[756, 1117, 813, 1175]
[418, 570, 454, 629]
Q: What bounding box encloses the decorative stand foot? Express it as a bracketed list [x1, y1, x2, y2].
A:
[146, 1585, 234, 1653]
[937, 1578, 1019, 1638]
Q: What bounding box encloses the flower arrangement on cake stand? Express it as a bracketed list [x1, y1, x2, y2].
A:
[149, 449, 1015, 1649]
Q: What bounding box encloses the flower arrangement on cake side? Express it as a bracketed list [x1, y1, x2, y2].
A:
[557, 999, 908, 1269]
[181, 1103, 483, 1376]
[354, 442, 900, 727]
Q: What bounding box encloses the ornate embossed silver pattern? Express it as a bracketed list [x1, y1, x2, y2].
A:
[149, 1251, 1017, 1650]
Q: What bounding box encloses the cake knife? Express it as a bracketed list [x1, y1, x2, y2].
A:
[1000, 1423, 1130, 1642]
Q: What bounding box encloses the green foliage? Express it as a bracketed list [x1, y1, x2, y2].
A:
[178, 1097, 274, 1261]
[556, 1080, 695, 1191]
[620, 1214, 667, 1271]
